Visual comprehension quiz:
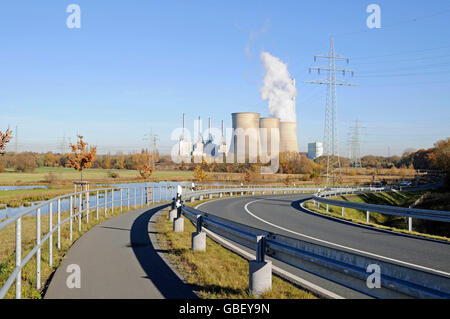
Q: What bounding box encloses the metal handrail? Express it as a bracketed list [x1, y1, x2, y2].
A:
[0, 184, 176, 299]
[313, 188, 450, 223]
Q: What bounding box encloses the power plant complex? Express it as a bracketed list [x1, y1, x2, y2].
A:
[176, 111, 299, 162]
[176, 73, 300, 162]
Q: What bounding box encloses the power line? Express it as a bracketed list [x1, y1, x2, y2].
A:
[333, 8, 450, 39]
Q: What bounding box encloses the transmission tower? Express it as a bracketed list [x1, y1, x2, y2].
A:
[14, 126, 19, 153]
[306, 38, 357, 186]
[348, 119, 364, 168]
[143, 128, 159, 166]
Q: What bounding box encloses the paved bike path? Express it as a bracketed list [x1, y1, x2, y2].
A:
[45, 204, 197, 299]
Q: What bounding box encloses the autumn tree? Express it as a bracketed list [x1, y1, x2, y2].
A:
[194, 165, 207, 183]
[136, 152, 154, 179]
[67, 135, 97, 181]
[0, 128, 13, 156]
[433, 138, 450, 186]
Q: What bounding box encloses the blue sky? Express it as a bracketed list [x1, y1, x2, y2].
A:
[1, 0, 449, 156]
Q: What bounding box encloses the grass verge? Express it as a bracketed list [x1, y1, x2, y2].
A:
[155, 202, 317, 299]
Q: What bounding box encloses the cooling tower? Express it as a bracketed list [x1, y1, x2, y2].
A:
[279, 121, 299, 153]
[259, 117, 280, 159]
[232, 112, 260, 163]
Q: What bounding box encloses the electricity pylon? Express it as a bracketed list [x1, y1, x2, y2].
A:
[306, 38, 357, 186]
[348, 119, 364, 168]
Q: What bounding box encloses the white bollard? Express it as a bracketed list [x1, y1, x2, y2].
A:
[191, 232, 206, 251]
[169, 209, 178, 222]
[173, 217, 184, 232]
[249, 261, 272, 297]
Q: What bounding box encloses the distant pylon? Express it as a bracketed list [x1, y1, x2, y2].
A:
[306, 38, 357, 186]
[348, 119, 363, 168]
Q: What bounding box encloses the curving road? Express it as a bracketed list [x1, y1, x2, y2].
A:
[198, 194, 450, 298]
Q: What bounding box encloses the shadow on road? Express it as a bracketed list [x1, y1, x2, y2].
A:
[130, 205, 198, 299]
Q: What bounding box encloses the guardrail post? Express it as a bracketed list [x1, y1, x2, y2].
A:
[86, 191, 89, 224]
[192, 215, 206, 252]
[15, 218, 21, 299]
[366, 211, 370, 223]
[326, 204, 329, 213]
[112, 189, 115, 214]
[69, 195, 73, 242]
[120, 189, 123, 212]
[408, 217, 412, 232]
[49, 202, 52, 267]
[36, 208, 41, 290]
[57, 198, 61, 249]
[78, 194, 82, 232]
[249, 235, 272, 297]
[96, 191, 99, 220]
[342, 207, 345, 217]
[169, 209, 178, 222]
[173, 215, 184, 233]
[104, 190, 108, 216]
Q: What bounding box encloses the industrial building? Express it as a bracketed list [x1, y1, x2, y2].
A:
[307, 142, 323, 160]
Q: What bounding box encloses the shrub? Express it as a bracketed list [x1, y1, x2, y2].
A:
[44, 172, 58, 185]
[15, 153, 38, 172]
[107, 171, 120, 179]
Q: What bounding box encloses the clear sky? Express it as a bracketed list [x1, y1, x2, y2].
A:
[1, 0, 449, 156]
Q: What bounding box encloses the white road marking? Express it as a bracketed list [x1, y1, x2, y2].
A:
[243, 198, 450, 277]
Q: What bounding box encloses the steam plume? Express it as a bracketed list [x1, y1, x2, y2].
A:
[260, 52, 297, 122]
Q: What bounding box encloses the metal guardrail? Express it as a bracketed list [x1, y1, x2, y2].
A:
[0, 184, 176, 299]
[312, 188, 450, 227]
[180, 198, 450, 299]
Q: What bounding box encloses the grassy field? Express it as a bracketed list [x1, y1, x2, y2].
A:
[304, 190, 450, 241]
[0, 187, 74, 208]
[0, 203, 150, 299]
[155, 205, 316, 299]
[0, 167, 194, 185]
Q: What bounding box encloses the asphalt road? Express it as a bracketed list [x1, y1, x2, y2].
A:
[44, 204, 197, 299]
[198, 194, 450, 298]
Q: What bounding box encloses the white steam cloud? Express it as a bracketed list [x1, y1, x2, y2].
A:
[259, 52, 297, 122]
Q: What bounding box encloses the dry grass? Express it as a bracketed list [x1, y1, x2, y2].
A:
[0, 204, 147, 299]
[155, 208, 316, 299]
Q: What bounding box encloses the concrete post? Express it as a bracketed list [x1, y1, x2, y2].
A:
[219, 193, 223, 198]
[169, 209, 178, 222]
[199, 195, 203, 201]
[366, 211, 370, 223]
[342, 207, 345, 217]
[192, 232, 206, 251]
[408, 217, 412, 232]
[249, 235, 272, 296]
[326, 204, 329, 213]
[209, 194, 213, 199]
[173, 217, 184, 232]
